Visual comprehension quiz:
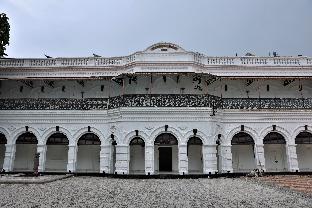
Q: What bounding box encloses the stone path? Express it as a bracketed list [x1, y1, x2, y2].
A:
[0, 177, 311, 207]
[257, 175, 312, 195]
[0, 174, 72, 184]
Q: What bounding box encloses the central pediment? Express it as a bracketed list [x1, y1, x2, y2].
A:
[144, 42, 186, 53]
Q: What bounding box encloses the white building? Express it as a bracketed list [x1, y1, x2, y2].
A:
[0, 42, 312, 175]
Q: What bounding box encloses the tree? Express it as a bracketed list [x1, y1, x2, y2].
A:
[0, 13, 10, 57]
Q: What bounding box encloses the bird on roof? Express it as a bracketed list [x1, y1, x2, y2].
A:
[93, 53, 101, 57]
[245, 52, 255, 56]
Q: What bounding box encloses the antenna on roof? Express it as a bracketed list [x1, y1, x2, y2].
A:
[44, 54, 52, 58]
[93, 53, 101, 57]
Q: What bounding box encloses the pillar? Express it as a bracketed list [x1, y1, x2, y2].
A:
[115, 144, 129, 174]
[2, 143, 16, 172]
[145, 144, 154, 175]
[37, 144, 47, 172]
[67, 144, 77, 172]
[286, 144, 299, 172]
[219, 144, 233, 173]
[100, 144, 111, 174]
[254, 143, 266, 171]
[179, 144, 188, 175]
[203, 144, 218, 174]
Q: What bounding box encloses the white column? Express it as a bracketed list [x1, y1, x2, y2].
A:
[145, 144, 154, 175]
[254, 143, 266, 171]
[37, 144, 47, 172]
[110, 145, 116, 174]
[2, 144, 16, 172]
[115, 144, 129, 174]
[203, 144, 218, 174]
[179, 144, 188, 175]
[67, 144, 77, 172]
[100, 144, 111, 174]
[219, 144, 233, 173]
[286, 144, 299, 172]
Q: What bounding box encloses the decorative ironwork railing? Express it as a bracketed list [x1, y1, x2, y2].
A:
[0, 95, 312, 110]
[0, 98, 109, 110]
[109, 94, 220, 109]
[221, 98, 312, 110]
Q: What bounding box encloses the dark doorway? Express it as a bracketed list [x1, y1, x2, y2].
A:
[159, 147, 172, 171]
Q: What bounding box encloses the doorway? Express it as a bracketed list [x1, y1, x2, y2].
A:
[159, 147, 172, 171]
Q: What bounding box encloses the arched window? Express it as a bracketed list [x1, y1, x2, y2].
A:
[264, 132, 286, 144]
[78, 133, 101, 145]
[47, 133, 69, 145]
[188, 137, 203, 145]
[295, 132, 312, 144]
[231, 132, 254, 145]
[16, 132, 38, 144]
[155, 133, 178, 145]
[130, 137, 145, 146]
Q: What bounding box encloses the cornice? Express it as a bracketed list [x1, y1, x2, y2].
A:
[1, 55, 312, 79]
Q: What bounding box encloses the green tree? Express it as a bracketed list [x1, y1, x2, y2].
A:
[0, 13, 10, 57]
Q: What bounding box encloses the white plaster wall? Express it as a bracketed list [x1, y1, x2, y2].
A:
[219, 79, 312, 98]
[154, 145, 178, 173]
[264, 144, 287, 172]
[188, 145, 203, 173]
[231, 145, 256, 172]
[76, 145, 100, 172]
[129, 145, 145, 173]
[296, 144, 312, 171]
[45, 145, 68, 172]
[0, 80, 114, 99]
[14, 144, 37, 171]
[0, 144, 5, 170]
[2, 78, 311, 99]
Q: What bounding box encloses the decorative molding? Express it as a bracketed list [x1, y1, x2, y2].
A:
[145, 126, 154, 131]
[8, 126, 16, 132]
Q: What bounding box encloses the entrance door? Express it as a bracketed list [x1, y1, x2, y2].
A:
[159, 147, 172, 171]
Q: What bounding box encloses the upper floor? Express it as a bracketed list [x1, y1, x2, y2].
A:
[1, 42, 312, 79]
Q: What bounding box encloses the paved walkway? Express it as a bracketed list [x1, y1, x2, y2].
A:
[258, 175, 312, 195]
[0, 177, 311, 207]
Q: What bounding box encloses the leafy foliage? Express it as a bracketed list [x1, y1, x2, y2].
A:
[0, 13, 10, 57]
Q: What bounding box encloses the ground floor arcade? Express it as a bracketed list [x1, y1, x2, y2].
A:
[0, 126, 311, 175]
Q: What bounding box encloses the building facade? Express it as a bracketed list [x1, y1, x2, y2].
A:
[0, 42, 312, 175]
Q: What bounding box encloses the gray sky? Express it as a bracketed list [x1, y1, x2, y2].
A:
[1, 0, 312, 58]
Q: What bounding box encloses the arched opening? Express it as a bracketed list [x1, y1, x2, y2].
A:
[0, 133, 7, 171]
[187, 137, 203, 174]
[76, 133, 101, 172]
[295, 132, 312, 171]
[264, 132, 287, 172]
[129, 137, 145, 174]
[231, 132, 256, 172]
[45, 133, 69, 172]
[14, 132, 38, 171]
[154, 133, 178, 173]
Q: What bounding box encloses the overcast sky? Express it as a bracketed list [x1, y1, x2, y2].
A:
[1, 0, 312, 58]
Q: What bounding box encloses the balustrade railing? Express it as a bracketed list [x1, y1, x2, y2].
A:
[0, 95, 312, 110]
[1, 53, 311, 68]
